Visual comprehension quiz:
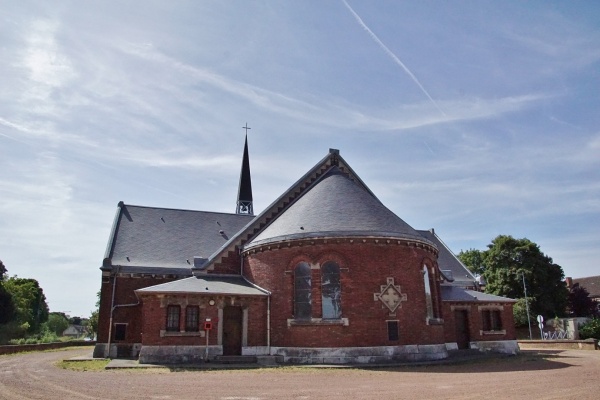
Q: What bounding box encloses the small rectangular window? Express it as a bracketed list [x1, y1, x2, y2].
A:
[387, 320, 399, 341]
[166, 305, 180, 332]
[185, 306, 199, 332]
[114, 323, 127, 341]
[482, 310, 503, 331]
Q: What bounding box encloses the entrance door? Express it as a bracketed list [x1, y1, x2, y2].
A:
[454, 310, 470, 349]
[222, 306, 243, 356]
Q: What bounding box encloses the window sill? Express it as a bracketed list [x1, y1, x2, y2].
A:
[160, 330, 206, 338]
[287, 318, 349, 327]
[480, 330, 506, 336]
[426, 318, 444, 325]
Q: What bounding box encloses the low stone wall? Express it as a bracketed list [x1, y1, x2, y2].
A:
[518, 339, 598, 350]
[0, 341, 95, 356]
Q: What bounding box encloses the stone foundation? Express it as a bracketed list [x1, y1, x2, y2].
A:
[93, 342, 142, 358]
[138, 345, 222, 364]
[270, 344, 448, 364]
[470, 340, 519, 354]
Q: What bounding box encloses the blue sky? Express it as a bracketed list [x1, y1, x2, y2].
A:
[1, 1, 599, 317]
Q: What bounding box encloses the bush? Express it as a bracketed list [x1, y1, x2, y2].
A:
[513, 297, 535, 327]
[579, 318, 600, 340]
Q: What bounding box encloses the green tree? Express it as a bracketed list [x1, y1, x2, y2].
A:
[568, 284, 596, 317]
[483, 235, 568, 320]
[0, 259, 7, 280]
[46, 312, 70, 336]
[86, 290, 101, 339]
[512, 297, 535, 327]
[0, 260, 15, 325]
[0, 285, 15, 324]
[2, 276, 49, 333]
[579, 318, 600, 340]
[457, 249, 486, 276]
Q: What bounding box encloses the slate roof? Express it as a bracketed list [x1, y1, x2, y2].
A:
[417, 229, 477, 287]
[104, 203, 254, 274]
[135, 274, 268, 296]
[246, 167, 431, 249]
[195, 149, 376, 271]
[441, 286, 516, 303]
[573, 276, 600, 298]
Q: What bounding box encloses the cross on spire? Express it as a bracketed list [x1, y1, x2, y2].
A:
[243, 123, 251, 134]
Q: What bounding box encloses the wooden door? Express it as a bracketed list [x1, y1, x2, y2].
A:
[454, 310, 470, 350]
[222, 306, 243, 356]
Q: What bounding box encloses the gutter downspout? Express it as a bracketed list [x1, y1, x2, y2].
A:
[106, 266, 119, 358]
[267, 295, 271, 354]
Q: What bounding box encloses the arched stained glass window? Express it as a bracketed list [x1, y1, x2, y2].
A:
[294, 262, 312, 320]
[423, 266, 434, 320]
[321, 261, 341, 319]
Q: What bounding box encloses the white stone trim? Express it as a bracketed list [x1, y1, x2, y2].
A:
[287, 318, 349, 327]
[445, 342, 459, 351]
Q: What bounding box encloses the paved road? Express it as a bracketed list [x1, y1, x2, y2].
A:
[1, 348, 600, 399]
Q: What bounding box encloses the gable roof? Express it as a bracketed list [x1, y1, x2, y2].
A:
[573, 276, 600, 298]
[194, 149, 434, 272]
[417, 229, 477, 287]
[135, 274, 268, 296]
[103, 203, 253, 275]
[246, 167, 427, 249]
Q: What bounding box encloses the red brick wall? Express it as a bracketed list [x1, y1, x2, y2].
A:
[442, 301, 516, 343]
[244, 241, 445, 348]
[139, 295, 268, 347]
[97, 275, 181, 344]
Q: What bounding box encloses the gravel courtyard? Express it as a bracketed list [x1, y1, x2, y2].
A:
[1, 348, 599, 399]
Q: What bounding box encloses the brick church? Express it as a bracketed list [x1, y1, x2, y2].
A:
[94, 137, 518, 364]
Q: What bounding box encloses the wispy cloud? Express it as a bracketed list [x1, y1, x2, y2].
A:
[341, 0, 445, 116]
[19, 19, 76, 113]
[122, 43, 547, 134]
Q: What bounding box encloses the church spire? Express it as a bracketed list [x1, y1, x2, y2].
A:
[236, 124, 253, 215]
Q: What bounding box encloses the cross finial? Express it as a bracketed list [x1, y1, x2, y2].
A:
[242, 123, 251, 134]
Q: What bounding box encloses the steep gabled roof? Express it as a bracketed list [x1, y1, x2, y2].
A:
[194, 149, 433, 272]
[246, 167, 427, 248]
[103, 202, 253, 275]
[417, 229, 477, 287]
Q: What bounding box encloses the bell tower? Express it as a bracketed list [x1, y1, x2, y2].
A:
[236, 124, 253, 215]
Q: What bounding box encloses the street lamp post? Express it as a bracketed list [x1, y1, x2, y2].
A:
[522, 271, 533, 340]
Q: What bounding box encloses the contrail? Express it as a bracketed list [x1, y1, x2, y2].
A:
[341, 0, 446, 116]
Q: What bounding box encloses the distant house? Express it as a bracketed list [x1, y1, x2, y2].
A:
[567, 276, 600, 311]
[63, 325, 87, 338]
